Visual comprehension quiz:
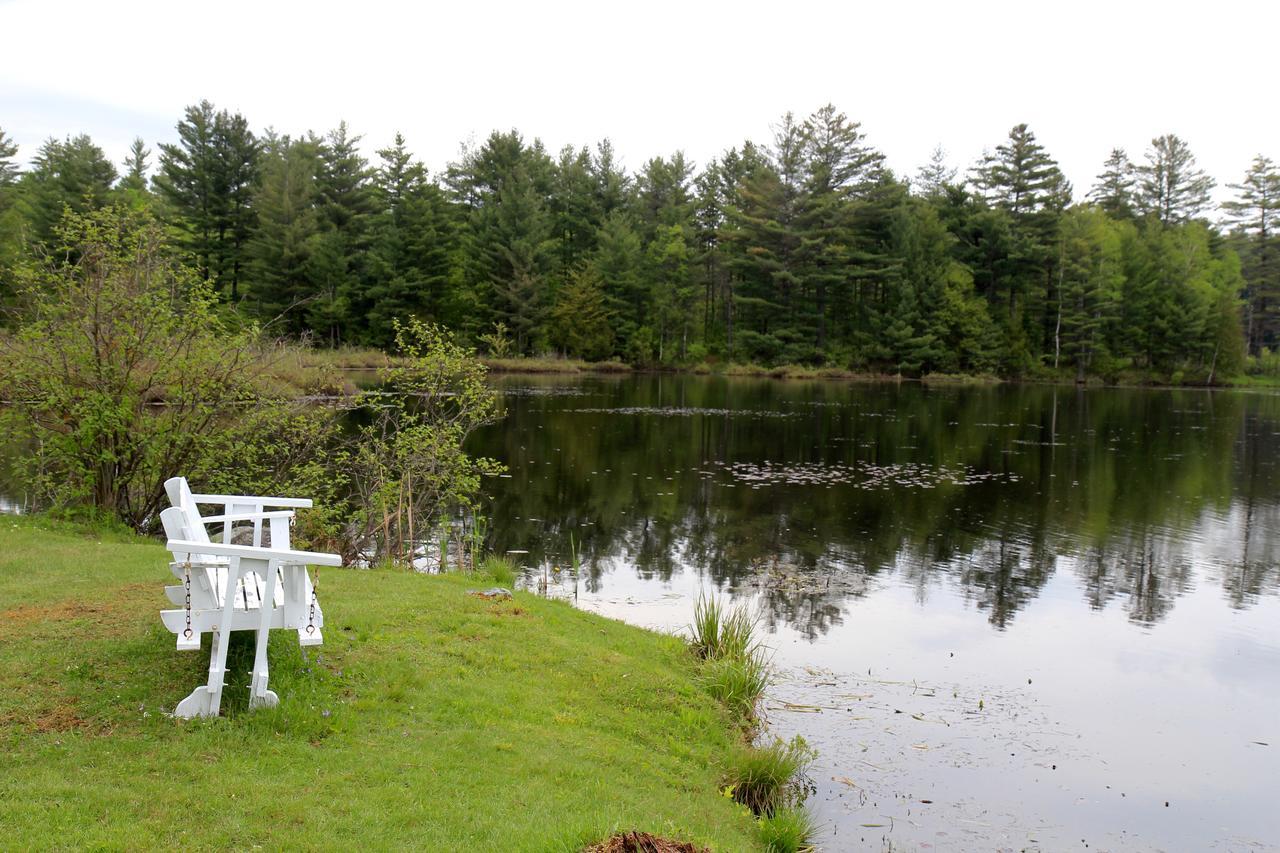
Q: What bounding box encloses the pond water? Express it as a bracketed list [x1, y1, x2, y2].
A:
[471, 375, 1280, 852]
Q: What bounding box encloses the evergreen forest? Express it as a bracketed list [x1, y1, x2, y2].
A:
[3, 102, 1279, 381]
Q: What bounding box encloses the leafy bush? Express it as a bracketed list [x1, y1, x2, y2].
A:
[0, 206, 300, 530]
[1246, 347, 1280, 377]
[0, 208, 503, 560]
[339, 318, 503, 565]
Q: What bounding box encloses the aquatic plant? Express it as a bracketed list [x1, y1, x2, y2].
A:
[481, 555, 517, 588]
[723, 735, 815, 817]
[691, 594, 770, 723]
[703, 653, 770, 722]
[690, 594, 759, 662]
[757, 804, 819, 853]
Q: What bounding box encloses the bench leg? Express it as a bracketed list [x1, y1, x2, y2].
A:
[175, 558, 241, 719]
[249, 562, 279, 709]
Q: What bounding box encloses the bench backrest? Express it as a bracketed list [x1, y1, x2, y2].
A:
[164, 477, 211, 546]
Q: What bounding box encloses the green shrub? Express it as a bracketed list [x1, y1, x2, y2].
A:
[0, 205, 310, 531]
[757, 805, 819, 852]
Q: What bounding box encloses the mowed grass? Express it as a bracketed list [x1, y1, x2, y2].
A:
[0, 518, 759, 850]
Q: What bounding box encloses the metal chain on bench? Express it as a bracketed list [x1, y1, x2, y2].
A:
[306, 567, 318, 635]
[182, 554, 194, 641]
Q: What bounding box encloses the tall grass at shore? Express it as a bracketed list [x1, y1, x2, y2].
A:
[690, 594, 758, 662]
[481, 554, 517, 587]
[686, 593, 820, 850]
[757, 804, 820, 853]
[724, 736, 816, 816]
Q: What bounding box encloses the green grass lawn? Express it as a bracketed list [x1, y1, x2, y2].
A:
[0, 518, 759, 850]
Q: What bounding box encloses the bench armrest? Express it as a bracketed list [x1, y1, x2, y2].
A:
[191, 493, 314, 509]
[199, 510, 296, 524]
[165, 539, 342, 567]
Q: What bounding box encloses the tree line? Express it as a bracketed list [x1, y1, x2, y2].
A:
[2, 102, 1278, 379]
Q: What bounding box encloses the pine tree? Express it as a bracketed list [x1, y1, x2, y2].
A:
[22, 134, 118, 242]
[244, 134, 323, 330]
[971, 124, 1071, 217]
[914, 145, 956, 199]
[593, 211, 645, 357]
[549, 263, 614, 359]
[1089, 148, 1137, 219]
[1057, 208, 1124, 379]
[310, 122, 374, 343]
[363, 133, 456, 345]
[215, 112, 260, 301]
[155, 102, 219, 275]
[155, 101, 260, 298]
[968, 124, 1070, 362]
[119, 138, 150, 193]
[1136, 134, 1214, 225]
[0, 128, 22, 304]
[634, 152, 695, 239]
[648, 223, 694, 361]
[485, 165, 555, 354]
[1223, 155, 1280, 351]
[447, 130, 556, 345]
[800, 105, 889, 354]
[0, 128, 19, 187]
[590, 139, 629, 219]
[549, 144, 600, 272]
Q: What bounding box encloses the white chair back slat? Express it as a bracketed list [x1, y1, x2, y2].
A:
[165, 476, 212, 546]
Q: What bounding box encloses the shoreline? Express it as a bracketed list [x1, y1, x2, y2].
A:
[296, 348, 1280, 391]
[0, 517, 764, 850]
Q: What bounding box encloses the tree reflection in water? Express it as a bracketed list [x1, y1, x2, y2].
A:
[473, 376, 1279, 635]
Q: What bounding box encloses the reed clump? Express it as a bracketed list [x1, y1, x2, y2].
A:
[756, 803, 819, 853]
[481, 554, 517, 587]
[723, 736, 814, 816]
[689, 594, 759, 662]
[689, 594, 819, 850]
[690, 594, 770, 726]
[703, 653, 770, 722]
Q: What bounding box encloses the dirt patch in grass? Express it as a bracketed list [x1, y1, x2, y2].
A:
[585, 831, 709, 853]
[1, 697, 105, 735]
[32, 704, 95, 733]
[0, 585, 151, 638]
[487, 604, 528, 617]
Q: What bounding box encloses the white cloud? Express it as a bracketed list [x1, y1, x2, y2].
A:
[2, 0, 1276, 202]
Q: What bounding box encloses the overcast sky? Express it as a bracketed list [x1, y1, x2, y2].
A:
[2, 0, 1276, 203]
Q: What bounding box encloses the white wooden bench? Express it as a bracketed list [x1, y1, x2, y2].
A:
[160, 477, 341, 719]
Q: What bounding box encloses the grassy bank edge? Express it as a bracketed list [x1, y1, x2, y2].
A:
[295, 346, 1280, 390]
[0, 516, 764, 851]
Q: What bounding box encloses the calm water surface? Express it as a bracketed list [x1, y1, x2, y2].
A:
[471, 375, 1280, 852]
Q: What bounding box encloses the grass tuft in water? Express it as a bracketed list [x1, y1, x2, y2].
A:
[724, 735, 815, 817]
[757, 804, 819, 853]
[703, 653, 770, 722]
[690, 593, 770, 725]
[690, 594, 758, 662]
[481, 555, 517, 587]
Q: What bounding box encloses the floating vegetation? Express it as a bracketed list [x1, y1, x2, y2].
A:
[568, 406, 799, 418]
[497, 385, 589, 397]
[715, 460, 1020, 490]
